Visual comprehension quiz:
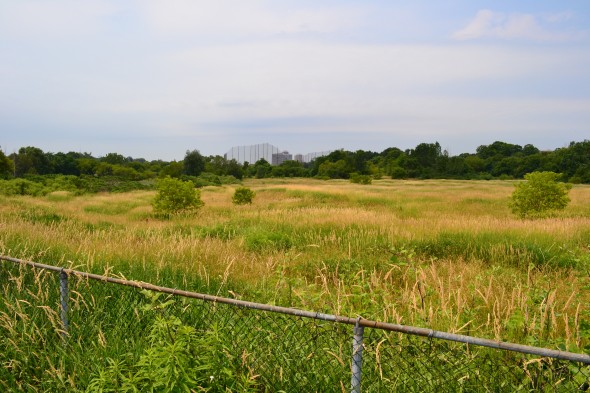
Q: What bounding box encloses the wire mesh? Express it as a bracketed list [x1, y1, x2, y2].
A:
[358, 328, 590, 392]
[2, 260, 590, 392]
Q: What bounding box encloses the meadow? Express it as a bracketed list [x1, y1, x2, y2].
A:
[1, 178, 590, 390]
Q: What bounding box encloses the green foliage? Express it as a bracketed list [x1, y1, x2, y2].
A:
[247, 159, 272, 179]
[271, 160, 307, 177]
[232, 187, 255, 205]
[4, 140, 590, 183]
[159, 161, 183, 178]
[100, 152, 126, 165]
[183, 149, 205, 177]
[183, 173, 241, 188]
[152, 177, 203, 217]
[87, 292, 258, 392]
[244, 228, 292, 252]
[317, 159, 350, 179]
[0, 150, 14, 178]
[12, 146, 52, 176]
[349, 173, 372, 184]
[510, 171, 572, 218]
[0, 178, 47, 196]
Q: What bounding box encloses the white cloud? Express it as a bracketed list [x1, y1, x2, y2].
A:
[139, 0, 364, 37]
[453, 9, 576, 42]
[52, 40, 578, 141]
[0, 1, 118, 39]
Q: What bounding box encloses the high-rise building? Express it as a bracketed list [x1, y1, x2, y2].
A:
[272, 151, 292, 166]
[224, 143, 332, 165]
[224, 143, 279, 164]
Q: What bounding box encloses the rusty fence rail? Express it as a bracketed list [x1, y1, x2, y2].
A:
[2, 254, 590, 392]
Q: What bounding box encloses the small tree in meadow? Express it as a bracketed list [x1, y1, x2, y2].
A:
[232, 187, 255, 205]
[510, 171, 571, 218]
[152, 177, 203, 217]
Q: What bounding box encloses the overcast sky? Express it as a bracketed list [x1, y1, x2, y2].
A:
[1, 1, 589, 161]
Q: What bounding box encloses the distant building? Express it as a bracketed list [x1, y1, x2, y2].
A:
[224, 143, 332, 165]
[303, 150, 332, 163]
[272, 151, 292, 166]
[224, 143, 279, 165]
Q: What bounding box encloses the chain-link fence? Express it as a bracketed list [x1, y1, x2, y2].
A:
[1, 255, 590, 392]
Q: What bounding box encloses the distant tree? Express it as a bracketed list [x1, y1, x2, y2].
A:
[554, 140, 590, 183]
[225, 159, 243, 179]
[272, 160, 306, 177]
[160, 161, 183, 178]
[49, 152, 82, 175]
[522, 144, 540, 156]
[510, 171, 571, 218]
[445, 156, 470, 178]
[77, 158, 99, 175]
[12, 146, 51, 176]
[0, 149, 14, 178]
[380, 147, 404, 160]
[95, 162, 114, 176]
[112, 165, 141, 180]
[205, 155, 227, 175]
[388, 166, 407, 179]
[248, 159, 272, 178]
[476, 141, 522, 159]
[317, 159, 349, 179]
[410, 142, 442, 168]
[183, 150, 205, 176]
[101, 153, 126, 165]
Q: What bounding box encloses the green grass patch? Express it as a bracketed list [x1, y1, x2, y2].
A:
[244, 227, 293, 252]
[84, 201, 142, 215]
[409, 231, 585, 268]
[19, 208, 68, 226]
[198, 223, 241, 241]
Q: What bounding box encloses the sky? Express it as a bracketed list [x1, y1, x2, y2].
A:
[1, 1, 589, 161]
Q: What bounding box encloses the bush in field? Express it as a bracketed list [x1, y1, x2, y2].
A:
[0, 178, 47, 196]
[232, 187, 255, 205]
[152, 177, 203, 217]
[350, 173, 372, 185]
[510, 171, 571, 218]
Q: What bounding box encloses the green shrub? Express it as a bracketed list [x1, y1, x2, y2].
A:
[0, 178, 47, 196]
[232, 187, 255, 205]
[510, 171, 571, 218]
[388, 166, 407, 179]
[87, 292, 258, 392]
[349, 173, 372, 185]
[152, 177, 203, 217]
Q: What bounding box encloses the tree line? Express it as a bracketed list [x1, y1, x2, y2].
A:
[0, 140, 589, 187]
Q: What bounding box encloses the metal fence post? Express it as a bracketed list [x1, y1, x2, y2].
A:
[59, 269, 69, 340]
[351, 317, 364, 393]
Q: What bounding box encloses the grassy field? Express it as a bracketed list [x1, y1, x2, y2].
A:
[1, 178, 590, 390]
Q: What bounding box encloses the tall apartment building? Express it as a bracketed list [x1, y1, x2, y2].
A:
[272, 151, 292, 166]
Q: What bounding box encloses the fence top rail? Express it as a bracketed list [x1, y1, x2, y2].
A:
[3, 254, 590, 364]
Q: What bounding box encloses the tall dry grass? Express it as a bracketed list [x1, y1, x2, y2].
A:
[1, 179, 589, 348]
